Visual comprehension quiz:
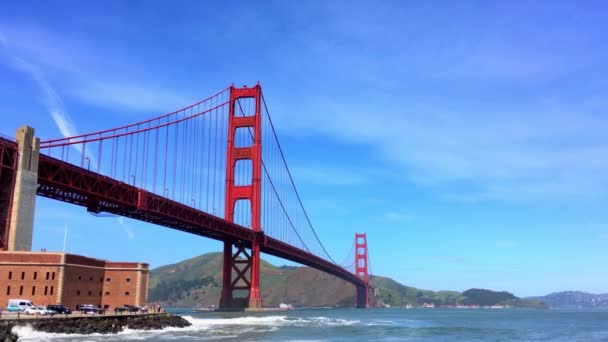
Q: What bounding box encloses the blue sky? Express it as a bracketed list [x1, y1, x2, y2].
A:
[1, 1, 608, 297]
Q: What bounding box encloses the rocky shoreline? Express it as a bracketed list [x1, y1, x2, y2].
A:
[2, 313, 190, 338]
[0, 322, 19, 341]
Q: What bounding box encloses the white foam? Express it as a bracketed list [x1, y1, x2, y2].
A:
[13, 324, 151, 341]
[177, 315, 358, 328]
[182, 315, 291, 327]
[12, 315, 360, 340]
[304, 316, 360, 326]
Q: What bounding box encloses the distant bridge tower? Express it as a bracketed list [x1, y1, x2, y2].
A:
[355, 233, 369, 308]
[220, 85, 263, 310]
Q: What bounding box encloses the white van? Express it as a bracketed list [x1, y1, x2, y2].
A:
[8, 299, 35, 311]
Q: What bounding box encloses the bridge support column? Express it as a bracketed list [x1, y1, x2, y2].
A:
[219, 240, 234, 308]
[7, 126, 39, 252]
[219, 240, 258, 310]
[356, 285, 368, 308]
[248, 239, 262, 310]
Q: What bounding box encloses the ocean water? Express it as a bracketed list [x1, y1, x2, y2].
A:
[12, 307, 608, 341]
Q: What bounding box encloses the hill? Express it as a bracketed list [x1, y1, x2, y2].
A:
[148, 252, 356, 307]
[528, 291, 608, 308]
[370, 275, 463, 306]
[147, 252, 545, 308]
[370, 278, 544, 308]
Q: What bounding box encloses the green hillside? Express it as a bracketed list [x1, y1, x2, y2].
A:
[147, 252, 546, 308]
[370, 275, 464, 306]
[148, 252, 356, 307]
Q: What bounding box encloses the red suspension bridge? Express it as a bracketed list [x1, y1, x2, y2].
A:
[0, 84, 370, 309]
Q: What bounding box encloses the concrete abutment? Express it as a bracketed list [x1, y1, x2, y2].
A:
[7, 125, 39, 252]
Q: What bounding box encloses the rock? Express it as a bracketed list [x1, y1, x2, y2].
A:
[0, 322, 18, 342]
[16, 313, 191, 335]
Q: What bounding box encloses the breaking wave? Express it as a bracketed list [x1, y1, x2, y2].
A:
[12, 315, 362, 341]
[180, 315, 360, 327]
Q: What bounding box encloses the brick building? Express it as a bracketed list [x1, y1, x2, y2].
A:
[0, 251, 148, 310]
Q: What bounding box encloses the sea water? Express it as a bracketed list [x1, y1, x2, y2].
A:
[12, 307, 608, 341]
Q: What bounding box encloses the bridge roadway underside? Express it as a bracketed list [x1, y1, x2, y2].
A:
[22, 145, 366, 299]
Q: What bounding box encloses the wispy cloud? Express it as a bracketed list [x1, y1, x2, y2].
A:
[281, 95, 608, 201]
[117, 217, 135, 239]
[0, 35, 99, 167]
[15, 61, 79, 140]
[0, 23, 195, 114]
[68, 81, 192, 113]
[1, 40, 76, 136]
[292, 164, 369, 187]
[2, 6, 607, 205]
[495, 241, 516, 249]
[261, 3, 608, 202]
[383, 211, 412, 222]
[417, 255, 468, 265]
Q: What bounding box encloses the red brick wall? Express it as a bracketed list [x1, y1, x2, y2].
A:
[140, 269, 149, 305]
[0, 252, 62, 263]
[0, 265, 61, 306]
[105, 262, 142, 268]
[61, 265, 105, 310]
[0, 252, 148, 311]
[65, 254, 105, 268]
[0, 252, 62, 307]
[102, 267, 142, 309]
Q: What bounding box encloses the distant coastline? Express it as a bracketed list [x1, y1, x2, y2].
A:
[527, 291, 608, 309]
[147, 252, 548, 309]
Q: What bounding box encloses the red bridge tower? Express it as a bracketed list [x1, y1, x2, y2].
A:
[220, 85, 263, 310]
[355, 233, 369, 308]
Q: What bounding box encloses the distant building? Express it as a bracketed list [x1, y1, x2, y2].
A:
[0, 251, 148, 310]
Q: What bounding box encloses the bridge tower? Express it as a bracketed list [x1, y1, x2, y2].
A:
[355, 233, 369, 308]
[220, 85, 263, 310]
[4, 126, 39, 252]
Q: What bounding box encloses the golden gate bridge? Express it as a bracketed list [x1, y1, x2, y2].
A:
[0, 84, 370, 309]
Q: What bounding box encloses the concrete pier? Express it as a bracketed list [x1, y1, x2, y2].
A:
[7, 126, 39, 252]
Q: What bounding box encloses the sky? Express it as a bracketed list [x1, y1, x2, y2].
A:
[1, 1, 608, 297]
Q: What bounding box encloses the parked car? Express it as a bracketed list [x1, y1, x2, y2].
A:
[123, 305, 141, 313]
[24, 306, 44, 315]
[7, 299, 35, 311]
[114, 306, 130, 313]
[47, 304, 71, 314]
[6, 304, 23, 312]
[36, 306, 58, 316]
[77, 304, 104, 314]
